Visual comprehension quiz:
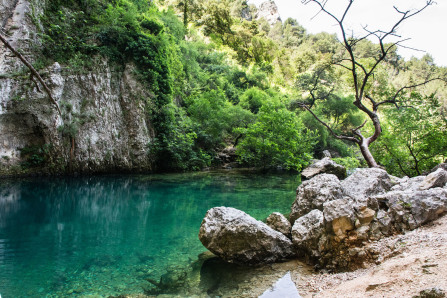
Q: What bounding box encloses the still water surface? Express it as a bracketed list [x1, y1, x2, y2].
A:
[0, 171, 299, 297]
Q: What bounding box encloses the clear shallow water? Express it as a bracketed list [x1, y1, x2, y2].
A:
[0, 171, 299, 297]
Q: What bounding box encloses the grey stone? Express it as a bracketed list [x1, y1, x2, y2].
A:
[322, 150, 332, 158]
[375, 188, 447, 230]
[290, 174, 344, 223]
[301, 157, 346, 180]
[323, 198, 355, 240]
[391, 176, 426, 192]
[291, 209, 325, 256]
[266, 212, 292, 236]
[419, 168, 447, 190]
[323, 197, 355, 223]
[426, 163, 447, 175]
[199, 207, 294, 265]
[342, 168, 393, 203]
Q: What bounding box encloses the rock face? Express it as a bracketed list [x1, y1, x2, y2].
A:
[248, 0, 281, 25]
[290, 174, 344, 223]
[199, 207, 294, 265]
[301, 157, 346, 180]
[0, 0, 154, 175]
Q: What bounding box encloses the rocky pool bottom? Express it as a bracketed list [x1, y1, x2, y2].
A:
[0, 171, 304, 297]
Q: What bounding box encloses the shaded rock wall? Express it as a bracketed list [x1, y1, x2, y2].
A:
[0, 0, 155, 175]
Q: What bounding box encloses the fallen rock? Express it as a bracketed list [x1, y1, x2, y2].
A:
[341, 168, 393, 203]
[426, 162, 447, 175]
[290, 174, 345, 223]
[291, 210, 325, 257]
[301, 157, 346, 180]
[199, 207, 294, 265]
[419, 168, 447, 190]
[391, 176, 426, 192]
[375, 188, 447, 232]
[199, 165, 447, 272]
[323, 198, 355, 240]
[266, 212, 291, 236]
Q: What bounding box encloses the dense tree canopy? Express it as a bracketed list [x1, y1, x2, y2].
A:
[32, 0, 447, 174]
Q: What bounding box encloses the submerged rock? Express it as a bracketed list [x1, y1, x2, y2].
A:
[199, 207, 294, 265]
[301, 157, 346, 180]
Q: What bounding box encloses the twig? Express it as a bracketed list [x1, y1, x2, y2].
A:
[0, 32, 62, 117]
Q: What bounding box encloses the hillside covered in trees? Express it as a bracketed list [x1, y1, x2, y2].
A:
[1, 0, 446, 177]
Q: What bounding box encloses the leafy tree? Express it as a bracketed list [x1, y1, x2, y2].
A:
[300, 0, 443, 168]
[186, 89, 254, 151]
[282, 18, 306, 48]
[239, 87, 268, 114]
[371, 93, 447, 177]
[235, 101, 317, 171]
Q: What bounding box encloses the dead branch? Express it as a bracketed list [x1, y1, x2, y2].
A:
[298, 102, 360, 144]
[0, 32, 62, 117]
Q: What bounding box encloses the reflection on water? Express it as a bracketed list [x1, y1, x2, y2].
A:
[0, 171, 299, 297]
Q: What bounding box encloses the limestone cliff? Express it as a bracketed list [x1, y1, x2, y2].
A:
[0, 0, 155, 175]
[247, 0, 282, 25]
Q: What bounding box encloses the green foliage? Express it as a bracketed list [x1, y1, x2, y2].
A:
[239, 87, 268, 114]
[332, 156, 361, 172]
[371, 93, 447, 177]
[150, 104, 204, 171]
[19, 144, 51, 168]
[36, 0, 447, 173]
[298, 94, 364, 157]
[235, 101, 318, 171]
[39, 0, 104, 62]
[186, 89, 254, 151]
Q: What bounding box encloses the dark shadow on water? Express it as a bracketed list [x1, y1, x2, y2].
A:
[199, 257, 248, 296]
[142, 252, 269, 297]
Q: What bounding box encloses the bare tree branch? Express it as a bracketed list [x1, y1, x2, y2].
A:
[0, 32, 62, 117]
[376, 77, 446, 109]
[301, 0, 437, 168]
[298, 103, 360, 143]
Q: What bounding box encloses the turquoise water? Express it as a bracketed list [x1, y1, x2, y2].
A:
[0, 171, 299, 297]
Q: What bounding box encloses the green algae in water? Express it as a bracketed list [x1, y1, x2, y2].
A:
[0, 171, 299, 297]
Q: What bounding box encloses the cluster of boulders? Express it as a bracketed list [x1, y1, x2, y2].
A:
[198, 161, 447, 270]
